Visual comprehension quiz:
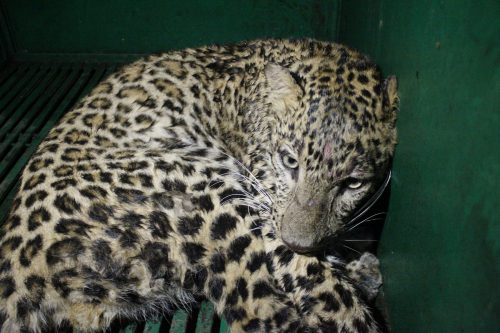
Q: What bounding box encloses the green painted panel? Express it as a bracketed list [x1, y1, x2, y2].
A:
[195, 302, 216, 333]
[3, 0, 339, 55]
[169, 310, 188, 333]
[219, 319, 229, 333]
[339, 0, 499, 332]
[143, 320, 161, 333]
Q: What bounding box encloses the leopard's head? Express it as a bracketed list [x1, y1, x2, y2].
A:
[263, 45, 399, 253]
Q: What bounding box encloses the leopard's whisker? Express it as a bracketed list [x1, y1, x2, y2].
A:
[208, 179, 226, 189]
[345, 217, 385, 232]
[219, 184, 272, 213]
[346, 211, 387, 228]
[221, 198, 261, 209]
[325, 255, 346, 266]
[229, 166, 274, 205]
[220, 193, 267, 207]
[230, 170, 273, 205]
[219, 193, 250, 202]
[209, 170, 273, 207]
[341, 244, 362, 255]
[222, 197, 271, 213]
[218, 151, 273, 201]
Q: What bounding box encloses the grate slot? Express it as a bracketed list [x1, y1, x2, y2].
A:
[0, 67, 69, 157]
[0, 65, 29, 99]
[0, 67, 78, 154]
[0, 65, 98, 220]
[0, 67, 61, 146]
[0, 67, 80, 204]
[0, 65, 40, 113]
[42, 66, 105, 130]
[120, 323, 137, 333]
[0, 66, 51, 133]
[0, 59, 56, 180]
[159, 314, 175, 332]
[75, 65, 109, 100]
[0, 63, 18, 87]
[23, 68, 80, 136]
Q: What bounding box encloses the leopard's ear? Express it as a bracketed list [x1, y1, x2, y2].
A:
[265, 63, 302, 109]
[384, 76, 399, 110]
[383, 75, 399, 123]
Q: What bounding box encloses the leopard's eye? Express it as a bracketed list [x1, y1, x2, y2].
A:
[281, 152, 299, 170]
[346, 178, 363, 189]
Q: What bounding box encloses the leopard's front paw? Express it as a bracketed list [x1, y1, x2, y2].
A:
[346, 252, 382, 301]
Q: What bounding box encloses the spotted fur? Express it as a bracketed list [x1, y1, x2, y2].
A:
[0, 39, 398, 332]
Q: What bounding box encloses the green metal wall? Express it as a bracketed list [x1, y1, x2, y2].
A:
[339, 1, 499, 332]
[2, 0, 339, 57]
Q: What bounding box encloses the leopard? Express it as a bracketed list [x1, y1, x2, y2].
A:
[0, 39, 398, 332]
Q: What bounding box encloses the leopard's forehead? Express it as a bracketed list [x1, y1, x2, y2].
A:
[286, 49, 395, 180]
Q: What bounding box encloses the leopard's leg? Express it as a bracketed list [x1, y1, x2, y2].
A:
[182, 231, 303, 332]
[266, 237, 383, 333]
[181, 220, 377, 333]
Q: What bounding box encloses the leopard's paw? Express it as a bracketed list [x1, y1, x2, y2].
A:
[346, 252, 382, 301]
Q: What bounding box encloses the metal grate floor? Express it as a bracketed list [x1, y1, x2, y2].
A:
[0, 61, 228, 333]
